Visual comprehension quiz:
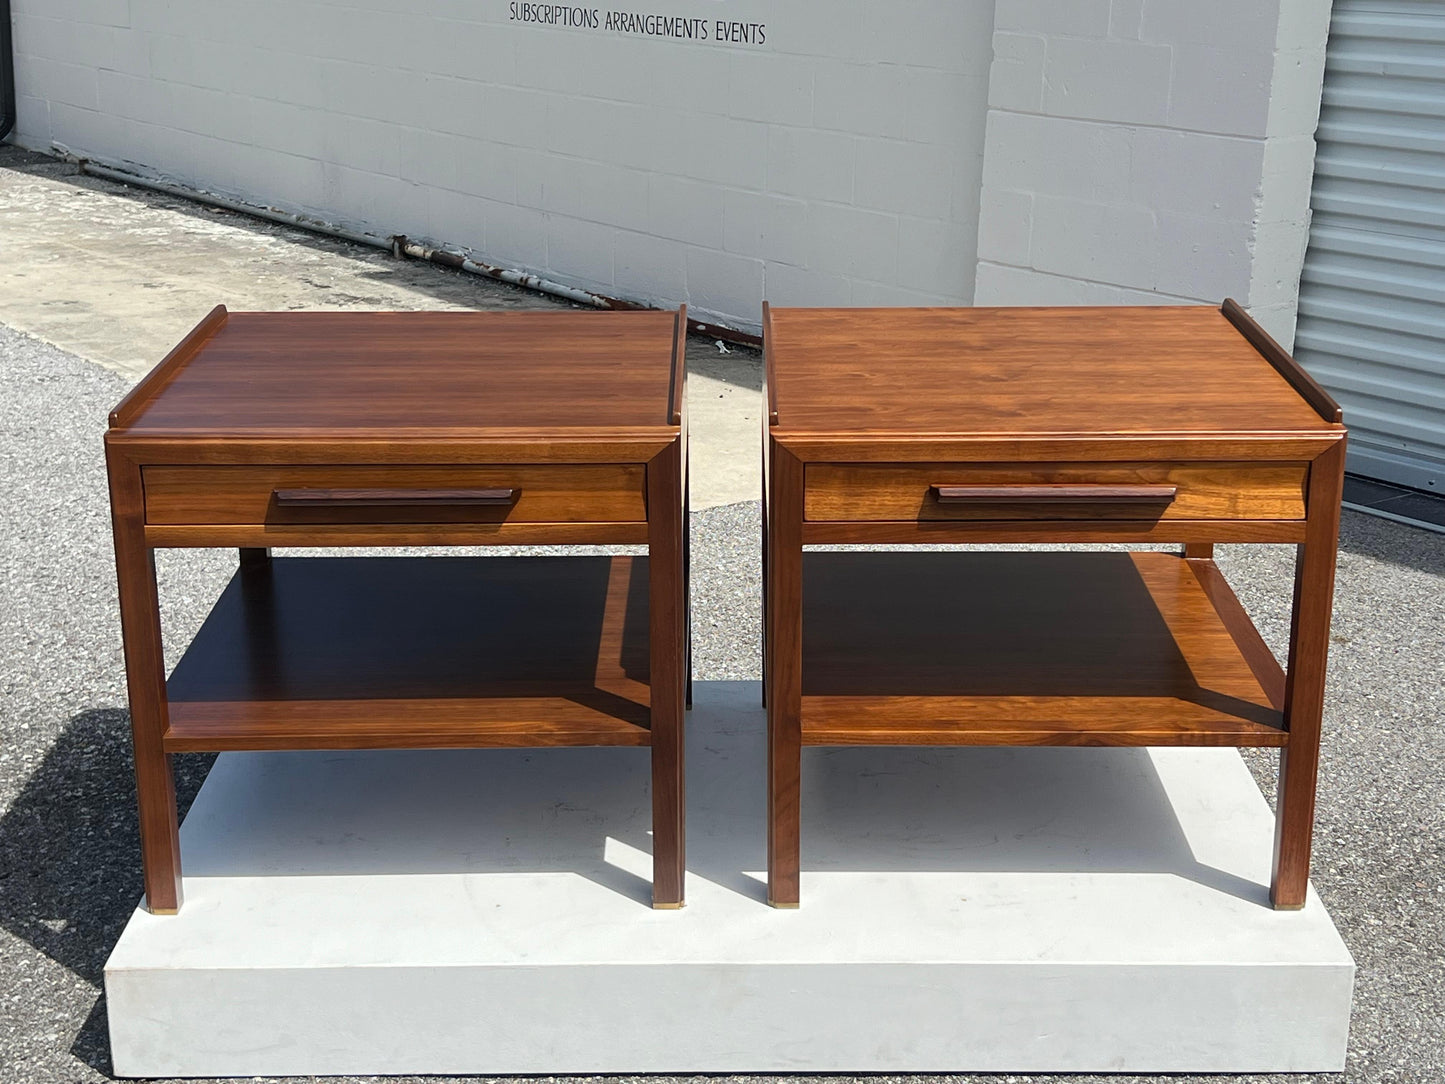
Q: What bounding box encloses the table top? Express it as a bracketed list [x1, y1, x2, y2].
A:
[110, 308, 684, 436]
[764, 305, 1340, 438]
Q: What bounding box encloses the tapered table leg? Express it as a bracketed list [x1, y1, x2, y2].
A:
[649, 439, 687, 908]
[766, 442, 804, 907]
[107, 449, 183, 914]
[1272, 439, 1345, 908]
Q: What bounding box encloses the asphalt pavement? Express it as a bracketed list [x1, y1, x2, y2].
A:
[2, 276, 1443, 1081]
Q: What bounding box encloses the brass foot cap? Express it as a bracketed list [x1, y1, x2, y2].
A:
[767, 899, 800, 909]
[651, 901, 685, 910]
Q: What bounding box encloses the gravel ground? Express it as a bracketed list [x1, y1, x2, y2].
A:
[2, 319, 1443, 1083]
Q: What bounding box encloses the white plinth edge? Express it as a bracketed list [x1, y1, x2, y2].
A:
[105, 681, 1353, 1076]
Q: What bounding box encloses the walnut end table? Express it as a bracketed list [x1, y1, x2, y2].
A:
[762, 300, 1346, 909]
[106, 307, 690, 913]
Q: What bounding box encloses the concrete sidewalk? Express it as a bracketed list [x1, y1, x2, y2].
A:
[3, 143, 1445, 1084]
[0, 146, 762, 510]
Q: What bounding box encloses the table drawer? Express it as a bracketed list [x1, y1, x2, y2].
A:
[805, 462, 1309, 522]
[143, 465, 647, 525]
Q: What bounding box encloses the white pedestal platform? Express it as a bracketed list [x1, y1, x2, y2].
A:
[105, 681, 1353, 1077]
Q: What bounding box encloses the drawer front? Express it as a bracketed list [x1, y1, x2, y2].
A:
[144, 465, 647, 525]
[805, 462, 1309, 522]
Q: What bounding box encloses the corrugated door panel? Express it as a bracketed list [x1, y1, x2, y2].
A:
[1296, 0, 1445, 492]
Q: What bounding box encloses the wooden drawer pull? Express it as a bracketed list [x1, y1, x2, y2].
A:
[932, 484, 1178, 504]
[273, 488, 519, 507]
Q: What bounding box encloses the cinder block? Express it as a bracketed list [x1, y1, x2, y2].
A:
[995, 0, 1111, 38]
[243, 149, 327, 213]
[333, 114, 404, 179]
[15, 94, 52, 145]
[97, 69, 171, 125]
[808, 202, 899, 283]
[587, 38, 656, 107]
[430, 15, 519, 87]
[104, 25, 150, 75]
[146, 32, 199, 88]
[797, 0, 879, 65]
[897, 216, 976, 299]
[1273, 0, 1332, 55]
[427, 187, 489, 253]
[729, 52, 813, 127]
[813, 59, 906, 138]
[1140, 0, 1278, 49]
[850, 281, 958, 307]
[647, 48, 729, 117]
[1041, 38, 1174, 126]
[544, 214, 615, 290]
[981, 112, 1134, 201]
[853, 138, 954, 220]
[648, 174, 726, 250]
[1129, 129, 1264, 221]
[396, 127, 459, 191]
[37, 0, 129, 29]
[987, 32, 1046, 113]
[1167, 44, 1272, 137]
[425, 76, 491, 140]
[19, 55, 99, 111]
[975, 261, 1191, 305]
[254, 51, 328, 109]
[767, 126, 855, 203]
[670, 116, 768, 192]
[1265, 48, 1330, 139]
[200, 43, 274, 99]
[13, 13, 109, 69]
[903, 70, 989, 146]
[447, 137, 519, 206]
[614, 230, 687, 304]
[326, 165, 412, 231]
[1153, 211, 1253, 300]
[546, 96, 654, 171]
[764, 262, 854, 307]
[574, 160, 652, 236]
[534, 151, 584, 217]
[514, 30, 583, 95]
[685, 247, 765, 324]
[169, 85, 256, 146]
[872, 2, 1000, 71]
[1028, 193, 1158, 290]
[484, 201, 549, 270]
[723, 190, 810, 268]
[975, 187, 1034, 266]
[1109, 0, 1146, 40]
[1247, 217, 1313, 308]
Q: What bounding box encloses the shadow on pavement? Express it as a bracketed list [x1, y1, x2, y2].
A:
[0, 707, 214, 1075]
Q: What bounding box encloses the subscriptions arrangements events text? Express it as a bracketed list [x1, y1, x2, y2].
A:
[508, 3, 767, 45]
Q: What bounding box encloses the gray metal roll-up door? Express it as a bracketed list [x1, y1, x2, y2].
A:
[1295, 0, 1445, 493]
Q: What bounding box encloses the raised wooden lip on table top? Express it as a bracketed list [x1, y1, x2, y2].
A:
[760, 298, 1344, 434]
[107, 304, 688, 435]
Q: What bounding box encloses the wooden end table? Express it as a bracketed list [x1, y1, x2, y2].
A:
[762, 301, 1346, 909]
[106, 307, 690, 913]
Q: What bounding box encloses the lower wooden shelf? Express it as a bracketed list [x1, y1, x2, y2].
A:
[800, 551, 1286, 747]
[163, 555, 652, 751]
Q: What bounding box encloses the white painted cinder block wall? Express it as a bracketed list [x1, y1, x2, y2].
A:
[9, 0, 995, 333]
[10, 1, 1329, 340]
[976, 0, 1332, 348]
